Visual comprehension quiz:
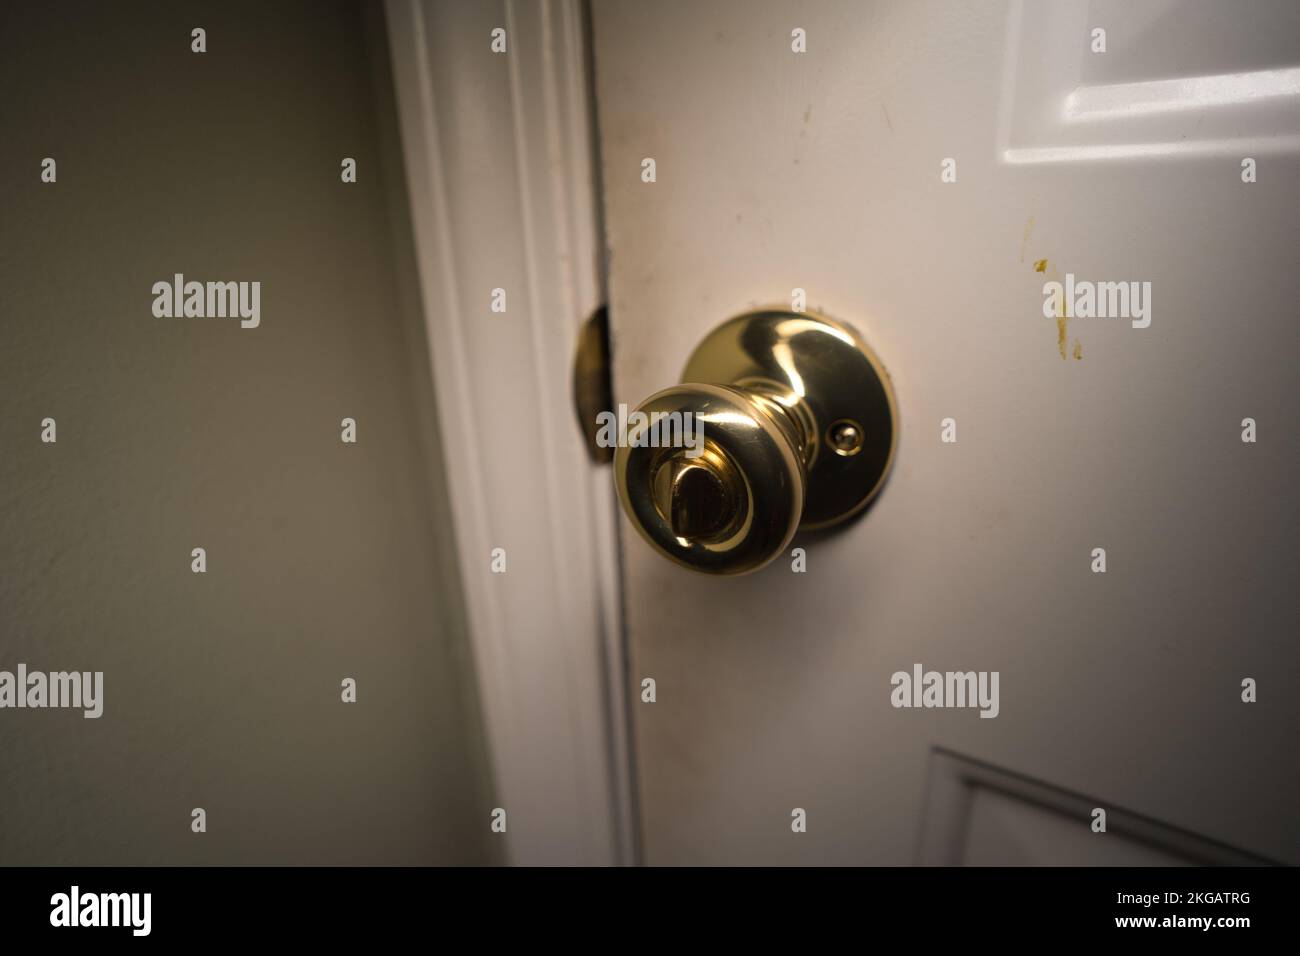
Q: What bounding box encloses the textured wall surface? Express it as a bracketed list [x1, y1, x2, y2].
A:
[0, 0, 493, 865]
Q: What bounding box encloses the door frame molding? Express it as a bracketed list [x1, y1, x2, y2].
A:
[384, 0, 633, 865]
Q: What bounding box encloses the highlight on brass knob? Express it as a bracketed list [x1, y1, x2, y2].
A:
[613, 309, 898, 575]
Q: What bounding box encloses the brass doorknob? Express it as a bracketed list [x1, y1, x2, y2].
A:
[613, 309, 898, 575]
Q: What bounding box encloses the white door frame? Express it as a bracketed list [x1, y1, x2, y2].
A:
[384, 0, 634, 866]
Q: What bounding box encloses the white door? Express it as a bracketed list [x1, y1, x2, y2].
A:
[590, 0, 1300, 865]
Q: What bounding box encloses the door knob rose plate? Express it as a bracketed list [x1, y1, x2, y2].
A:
[613, 309, 898, 575]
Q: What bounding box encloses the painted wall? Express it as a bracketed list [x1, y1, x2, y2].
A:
[0, 1, 493, 864]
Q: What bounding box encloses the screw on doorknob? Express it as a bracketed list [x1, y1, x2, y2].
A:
[611, 310, 899, 576]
